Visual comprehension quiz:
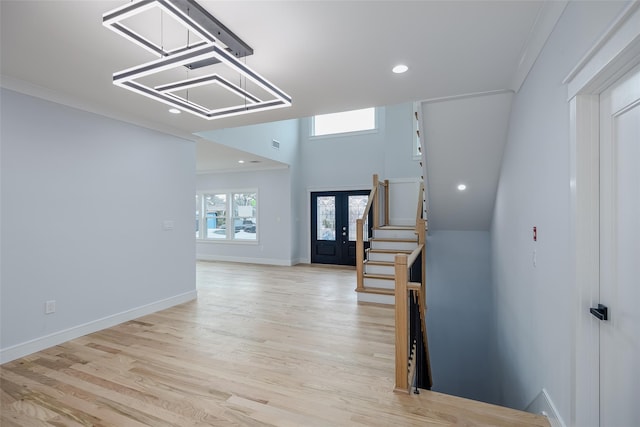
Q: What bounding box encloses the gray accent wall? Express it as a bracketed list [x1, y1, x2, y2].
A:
[426, 231, 497, 404]
[0, 89, 196, 362]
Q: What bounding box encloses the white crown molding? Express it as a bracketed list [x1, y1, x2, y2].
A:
[511, 1, 569, 92]
[196, 163, 289, 175]
[564, 1, 640, 99]
[0, 74, 196, 143]
[419, 89, 513, 105]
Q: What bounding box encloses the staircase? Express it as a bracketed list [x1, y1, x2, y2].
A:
[357, 225, 418, 305]
[354, 173, 431, 393]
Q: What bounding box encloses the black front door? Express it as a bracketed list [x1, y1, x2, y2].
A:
[311, 190, 371, 265]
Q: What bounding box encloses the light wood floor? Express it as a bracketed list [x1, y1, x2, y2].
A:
[1, 261, 549, 426]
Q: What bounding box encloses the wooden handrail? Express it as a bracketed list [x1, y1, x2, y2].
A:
[415, 183, 427, 300]
[406, 244, 423, 268]
[383, 179, 389, 227]
[356, 174, 389, 292]
[356, 219, 365, 291]
[356, 175, 379, 292]
[393, 245, 423, 393]
[361, 184, 377, 225]
[394, 253, 409, 393]
[394, 182, 431, 393]
[415, 182, 425, 226]
[394, 245, 431, 393]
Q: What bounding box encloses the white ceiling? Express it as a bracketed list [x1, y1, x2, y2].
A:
[422, 92, 514, 230]
[0, 0, 566, 230]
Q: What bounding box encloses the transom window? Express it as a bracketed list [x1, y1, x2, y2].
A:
[196, 191, 257, 241]
[311, 107, 376, 137]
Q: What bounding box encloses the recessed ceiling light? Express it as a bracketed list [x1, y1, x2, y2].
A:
[238, 160, 245, 164]
[392, 64, 408, 74]
[457, 184, 467, 191]
[168, 108, 181, 114]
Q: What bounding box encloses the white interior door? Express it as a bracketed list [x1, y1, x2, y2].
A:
[598, 63, 640, 427]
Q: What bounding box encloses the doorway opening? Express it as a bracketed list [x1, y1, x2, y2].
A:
[310, 190, 372, 265]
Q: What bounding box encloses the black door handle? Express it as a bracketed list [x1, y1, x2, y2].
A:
[590, 304, 608, 321]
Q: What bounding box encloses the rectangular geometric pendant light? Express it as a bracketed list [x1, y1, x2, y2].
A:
[103, 0, 291, 120]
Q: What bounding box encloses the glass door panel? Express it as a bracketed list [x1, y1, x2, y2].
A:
[348, 195, 369, 241]
[317, 196, 336, 241]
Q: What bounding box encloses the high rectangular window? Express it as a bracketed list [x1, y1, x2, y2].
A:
[312, 107, 376, 137]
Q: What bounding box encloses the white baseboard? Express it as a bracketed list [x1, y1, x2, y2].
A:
[526, 388, 566, 427]
[0, 290, 197, 364]
[197, 253, 295, 266]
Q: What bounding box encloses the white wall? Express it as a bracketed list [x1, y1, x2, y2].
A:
[490, 1, 628, 423]
[384, 102, 418, 179]
[196, 119, 300, 166]
[299, 108, 387, 189]
[199, 103, 420, 265]
[297, 103, 420, 262]
[426, 231, 498, 405]
[388, 179, 420, 226]
[196, 168, 293, 265]
[0, 89, 196, 362]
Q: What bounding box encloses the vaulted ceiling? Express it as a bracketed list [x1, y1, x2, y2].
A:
[0, 0, 567, 230]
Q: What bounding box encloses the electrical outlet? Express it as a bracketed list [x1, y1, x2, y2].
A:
[45, 300, 56, 314]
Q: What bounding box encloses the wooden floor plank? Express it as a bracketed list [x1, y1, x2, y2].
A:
[1, 261, 549, 426]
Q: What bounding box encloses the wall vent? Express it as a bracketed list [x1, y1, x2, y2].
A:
[271, 139, 280, 150]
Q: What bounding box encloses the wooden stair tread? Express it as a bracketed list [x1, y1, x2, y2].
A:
[366, 248, 414, 254]
[364, 260, 394, 266]
[371, 237, 417, 243]
[363, 273, 395, 280]
[355, 287, 395, 295]
[378, 225, 415, 230]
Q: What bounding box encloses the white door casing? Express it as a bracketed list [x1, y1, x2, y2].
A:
[566, 3, 640, 427]
[598, 63, 640, 427]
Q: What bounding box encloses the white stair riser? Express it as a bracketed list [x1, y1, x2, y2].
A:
[371, 241, 418, 251]
[364, 264, 395, 275]
[357, 292, 394, 305]
[373, 229, 417, 240]
[363, 277, 395, 289]
[367, 251, 400, 262]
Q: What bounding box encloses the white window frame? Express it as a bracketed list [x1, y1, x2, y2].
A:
[196, 189, 258, 243]
[309, 107, 378, 139]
